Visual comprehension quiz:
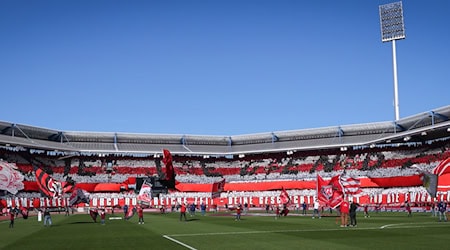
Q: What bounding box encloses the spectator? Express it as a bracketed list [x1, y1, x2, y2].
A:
[438, 201, 447, 222]
[138, 206, 144, 224]
[431, 202, 437, 217]
[235, 204, 242, 221]
[180, 203, 187, 221]
[200, 203, 206, 216]
[9, 208, 15, 229]
[312, 199, 321, 219]
[349, 201, 360, 227]
[189, 203, 196, 217]
[43, 208, 52, 227]
[340, 200, 349, 227]
[405, 200, 412, 217]
[364, 204, 370, 218]
[100, 209, 106, 225]
[123, 204, 129, 217]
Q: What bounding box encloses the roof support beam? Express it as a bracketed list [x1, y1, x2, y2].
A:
[430, 111, 448, 125]
[271, 132, 278, 144]
[337, 126, 344, 143]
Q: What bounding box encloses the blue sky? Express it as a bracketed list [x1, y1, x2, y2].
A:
[1, 0, 449, 136]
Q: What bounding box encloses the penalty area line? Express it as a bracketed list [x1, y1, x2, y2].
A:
[163, 235, 198, 250]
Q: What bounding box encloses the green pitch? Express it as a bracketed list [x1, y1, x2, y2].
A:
[2, 211, 449, 250]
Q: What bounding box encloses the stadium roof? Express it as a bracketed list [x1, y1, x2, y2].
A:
[1, 105, 449, 157]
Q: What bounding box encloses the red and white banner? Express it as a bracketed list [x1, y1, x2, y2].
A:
[3, 190, 450, 209]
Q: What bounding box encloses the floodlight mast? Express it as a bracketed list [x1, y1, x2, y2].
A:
[379, 1, 406, 121]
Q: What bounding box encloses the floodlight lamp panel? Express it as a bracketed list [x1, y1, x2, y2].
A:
[379, 1, 406, 42]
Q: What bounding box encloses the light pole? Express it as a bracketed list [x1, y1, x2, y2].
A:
[379, 1, 406, 121]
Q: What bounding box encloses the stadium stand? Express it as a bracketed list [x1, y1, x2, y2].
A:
[0, 105, 449, 210]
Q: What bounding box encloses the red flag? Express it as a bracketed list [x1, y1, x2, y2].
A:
[69, 188, 90, 206]
[160, 149, 177, 189]
[280, 186, 290, 204]
[89, 208, 99, 222]
[62, 178, 75, 193]
[433, 158, 450, 176]
[317, 175, 332, 203]
[35, 167, 62, 198]
[212, 178, 225, 192]
[21, 207, 29, 219]
[212, 178, 226, 198]
[125, 205, 135, 220]
[62, 183, 74, 193]
[162, 149, 174, 181]
[317, 175, 343, 209]
[137, 181, 152, 206]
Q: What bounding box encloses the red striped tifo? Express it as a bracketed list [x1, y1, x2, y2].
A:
[339, 174, 362, 195]
[433, 158, 450, 176]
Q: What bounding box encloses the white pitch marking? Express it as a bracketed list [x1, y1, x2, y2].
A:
[163, 235, 198, 250]
[167, 227, 378, 237]
[167, 223, 450, 238]
[380, 222, 445, 229]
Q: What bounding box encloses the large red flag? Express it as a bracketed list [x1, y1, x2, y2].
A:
[162, 149, 174, 181]
[161, 149, 176, 189]
[279, 186, 290, 204]
[35, 167, 62, 198]
[137, 181, 152, 206]
[317, 175, 343, 209]
[212, 178, 226, 198]
[317, 175, 331, 203]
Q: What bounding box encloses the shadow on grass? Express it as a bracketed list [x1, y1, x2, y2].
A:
[68, 221, 97, 224]
[179, 218, 201, 222]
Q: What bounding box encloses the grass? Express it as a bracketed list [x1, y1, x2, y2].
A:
[1, 211, 449, 250]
